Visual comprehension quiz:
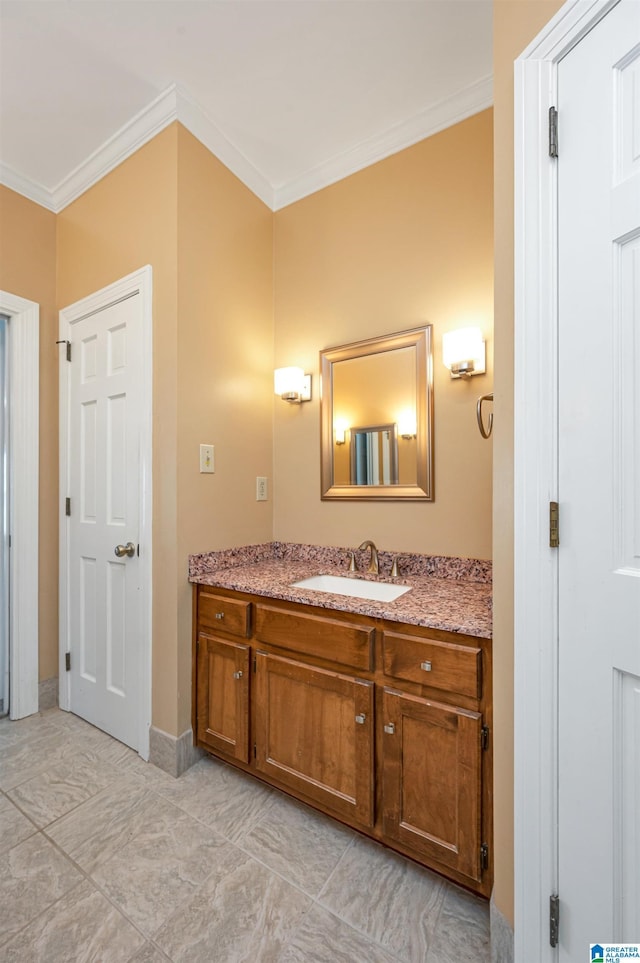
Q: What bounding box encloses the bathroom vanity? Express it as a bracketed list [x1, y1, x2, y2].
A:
[190, 543, 493, 897]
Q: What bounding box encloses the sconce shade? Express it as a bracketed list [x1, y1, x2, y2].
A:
[442, 327, 486, 378]
[274, 366, 312, 403]
[397, 409, 417, 439]
[274, 366, 304, 396]
[334, 418, 349, 445]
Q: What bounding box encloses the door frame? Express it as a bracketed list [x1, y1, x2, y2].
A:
[58, 266, 153, 759]
[513, 1, 619, 959]
[0, 291, 39, 720]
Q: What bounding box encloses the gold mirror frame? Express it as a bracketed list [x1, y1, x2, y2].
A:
[320, 326, 434, 501]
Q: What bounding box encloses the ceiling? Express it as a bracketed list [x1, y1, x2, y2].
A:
[0, 0, 493, 212]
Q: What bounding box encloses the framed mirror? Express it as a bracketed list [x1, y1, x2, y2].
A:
[320, 326, 434, 500]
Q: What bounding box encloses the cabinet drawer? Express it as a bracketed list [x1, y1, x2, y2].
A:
[382, 631, 481, 700]
[198, 590, 251, 638]
[255, 604, 374, 671]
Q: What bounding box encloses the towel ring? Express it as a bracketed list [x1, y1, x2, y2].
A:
[477, 393, 493, 439]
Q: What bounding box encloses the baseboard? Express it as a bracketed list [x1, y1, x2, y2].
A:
[491, 896, 514, 963]
[38, 677, 59, 711]
[148, 724, 203, 778]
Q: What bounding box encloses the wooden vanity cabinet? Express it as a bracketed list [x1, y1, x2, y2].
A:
[194, 589, 251, 762]
[381, 687, 482, 880]
[196, 635, 250, 762]
[192, 584, 492, 897]
[254, 652, 374, 826]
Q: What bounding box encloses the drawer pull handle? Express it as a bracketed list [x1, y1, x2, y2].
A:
[384, 723, 395, 735]
[420, 660, 432, 672]
[215, 612, 225, 620]
[355, 713, 366, 725]
[233, 671, 243, 680]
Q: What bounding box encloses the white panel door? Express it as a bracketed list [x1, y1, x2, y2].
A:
[558, 0, 640, 954]
[66, 291, 143, 750]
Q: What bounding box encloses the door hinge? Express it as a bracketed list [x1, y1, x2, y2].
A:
[549, 501, 559, 548]
[481, 725, 490, 751]
[550, 894, 560, 947]
[55, 339, 72, 362]
[253, 657, 257, 673]
[480, 843, 489, 871]
[253, 743, 257, 759]
[549, 106, 558, 158]
[65, 651, 71, 672]
[65, 497, 71, 517]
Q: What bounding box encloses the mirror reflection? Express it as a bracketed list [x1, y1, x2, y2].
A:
[347, 424, 399, 486]
[320, 326, 433, 501]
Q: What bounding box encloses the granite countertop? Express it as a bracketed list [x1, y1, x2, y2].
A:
[189, 542, 492, 639]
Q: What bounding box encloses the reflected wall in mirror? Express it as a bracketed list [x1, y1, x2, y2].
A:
[321, 326, 433, 500]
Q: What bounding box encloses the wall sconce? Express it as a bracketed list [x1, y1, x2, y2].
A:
[397, 410, 417, 440]
[274, 366, 312, 403]
[442, 327, 486, 379]
[334, 419, 349, 445]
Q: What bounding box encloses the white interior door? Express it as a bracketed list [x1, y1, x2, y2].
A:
[60, 268, 152, 754]
[0, 314, 9, 716]
[557, 0, 640, 953]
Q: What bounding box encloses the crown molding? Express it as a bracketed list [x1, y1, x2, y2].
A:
[274, 74, 494, 210]
[0, 162, 56, 212]
[0, 74, 492, 214]
[51, 85, 180, 211]
[175, 86, 274, 209]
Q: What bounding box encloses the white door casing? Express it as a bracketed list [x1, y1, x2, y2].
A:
[557, 0, 640, 949]
[514, 0, 636, 959]
[0, 290, 39, 721]
[59, 266, 152, 757]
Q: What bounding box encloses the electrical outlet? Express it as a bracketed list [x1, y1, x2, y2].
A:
[256, 476, 268, 501]
[200, 444, 214, 473]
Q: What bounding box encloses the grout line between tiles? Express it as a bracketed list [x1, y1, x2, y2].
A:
[31, 829, 171, 954]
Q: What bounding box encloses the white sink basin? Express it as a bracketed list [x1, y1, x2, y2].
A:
[291, 574, 411, 603]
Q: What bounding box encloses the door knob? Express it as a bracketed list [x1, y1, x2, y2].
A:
[114, 542, 136, 558]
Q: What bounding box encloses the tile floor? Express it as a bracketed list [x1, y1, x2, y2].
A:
[0, 708, 490, 962]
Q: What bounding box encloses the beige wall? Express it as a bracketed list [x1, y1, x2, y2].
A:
[56, 123, 274, 736]
[57, 126, 181, 735]
[175, 126, 274, 733]
[492, 0, 565, 926]
[0, 186, 58, 681]
[273, 110, 494, 560]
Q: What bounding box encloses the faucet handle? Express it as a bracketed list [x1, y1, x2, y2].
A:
[390, 555, 406, 577]
[347, 551, 358, 573]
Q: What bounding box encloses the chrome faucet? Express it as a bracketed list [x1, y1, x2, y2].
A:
[358, 540, 379, 575]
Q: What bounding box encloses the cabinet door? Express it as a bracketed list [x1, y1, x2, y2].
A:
[255, 652, 374, 827]
[196, 634, 250, 762]
[382, 687, 482, 881]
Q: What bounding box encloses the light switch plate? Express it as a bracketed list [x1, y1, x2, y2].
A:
[200, 444, 214, 473]
[256, 476, 268, 501]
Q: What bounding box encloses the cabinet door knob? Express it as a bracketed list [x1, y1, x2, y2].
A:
[215, 612, 225, 620]
[420, 660, 432, 672]
[384, 722, 395, 735]
[233, 670, 243, 680]
[355, 713, 366, 725]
